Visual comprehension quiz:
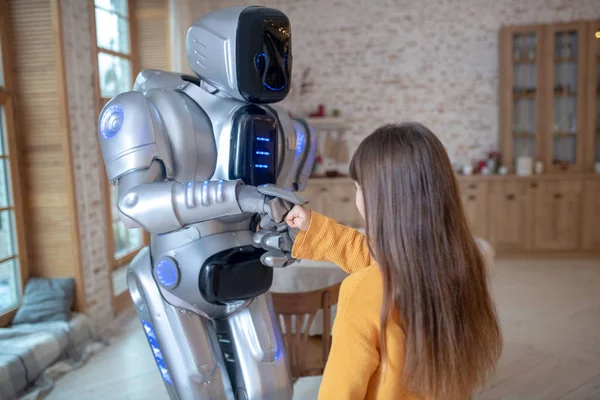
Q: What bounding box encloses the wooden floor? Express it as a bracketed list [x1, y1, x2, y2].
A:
[46, 258, 600, 400]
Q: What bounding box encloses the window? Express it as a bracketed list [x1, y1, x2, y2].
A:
[0, 107, 20, 314]
[95, 0, 133, 104]
[111, 185, 143, 259]
[91, 0, 145, 268]
[0, 0, 28, 318]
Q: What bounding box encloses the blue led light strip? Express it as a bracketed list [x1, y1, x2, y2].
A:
[255, 151, 270, 156]
[141, 319, 173, 385]
[255, 164, 269, 169]
[256, 137, 270, 142]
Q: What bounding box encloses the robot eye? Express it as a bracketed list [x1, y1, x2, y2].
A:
[255, 53, 266, 73]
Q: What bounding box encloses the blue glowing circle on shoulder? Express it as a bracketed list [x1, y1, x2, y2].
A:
[100, 104, 124, 139]
[154, 257, 180, 289]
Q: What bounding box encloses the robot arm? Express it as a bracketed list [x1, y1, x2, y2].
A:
[99, 90, 284, 235]
[117, 172, 303, 235]
[116, 170, 250, 234]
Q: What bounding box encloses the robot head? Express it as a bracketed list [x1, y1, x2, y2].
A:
[186, 6, 292, 104]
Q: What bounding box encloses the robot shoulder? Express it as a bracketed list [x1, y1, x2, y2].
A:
[98, 91, 173, 183]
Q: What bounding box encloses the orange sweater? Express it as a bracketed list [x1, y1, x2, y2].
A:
[292, 212, 423, 400]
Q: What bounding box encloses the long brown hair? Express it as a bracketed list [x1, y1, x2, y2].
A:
[349, 123, 502, 399]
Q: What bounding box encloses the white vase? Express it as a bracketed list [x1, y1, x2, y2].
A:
[535, 161, 544, 175]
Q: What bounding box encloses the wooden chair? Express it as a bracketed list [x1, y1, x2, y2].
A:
[271, 282, 342, 379]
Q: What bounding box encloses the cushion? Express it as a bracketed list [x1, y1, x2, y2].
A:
[12, 278, 75, 325]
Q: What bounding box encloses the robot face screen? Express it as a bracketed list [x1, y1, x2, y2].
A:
[236, 7, 292, 104]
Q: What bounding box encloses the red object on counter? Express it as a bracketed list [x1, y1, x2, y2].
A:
[309, 104, 325, 117]
[476, 160, 487, 173]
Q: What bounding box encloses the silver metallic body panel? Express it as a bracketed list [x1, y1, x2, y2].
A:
[151, 230, 254, 320]
[268, 105, 297, 189]
[128, 248, 234, 399]
[144, 89, 216, 182]
[99, 91, 174, 183]
[297, 120, 318, 191]
[186, 7, 245, 101]
[134, 69, 189, 92]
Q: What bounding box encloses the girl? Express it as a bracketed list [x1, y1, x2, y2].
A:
[285, 122, 502, 400]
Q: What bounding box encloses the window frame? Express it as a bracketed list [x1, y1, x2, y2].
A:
[0, 0, 30, 325]
[89, 0, 149, 272]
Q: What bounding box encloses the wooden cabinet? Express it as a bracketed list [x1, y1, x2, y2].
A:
[327, 183, 360, 227]
[584, 20, 600, 169]
[459, 182, 489, 239]
[302, 182, 326, 215]
[304, 176, 600, 256]
[533, 180, 582, 250]
[489, 181, 534, 251]
[500, 21, 599, 174]
[304, 179, 362, 228]
[487, 178, 588, 252]
[582, 180, 600, 250]
[496, 19, 600, 256]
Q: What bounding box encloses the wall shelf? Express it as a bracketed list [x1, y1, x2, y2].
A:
[306, 117, 352, 130]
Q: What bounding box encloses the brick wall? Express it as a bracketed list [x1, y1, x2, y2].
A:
[61, 0, 113, 329]
[200, 0, 600, 165]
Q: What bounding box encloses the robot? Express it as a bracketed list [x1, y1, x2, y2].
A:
[97, 6, 317, 400]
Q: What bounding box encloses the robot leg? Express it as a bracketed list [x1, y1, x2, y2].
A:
[128, 247, 234, 400]
[215, 293, 293, 400]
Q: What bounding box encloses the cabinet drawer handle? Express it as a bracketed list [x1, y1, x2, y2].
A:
[530, 183, 538, 188]
[506, 194, 515, 200]
[467, 195, 476, 201]
[468, 184, 477, 189]
[341, 197, 351, 203]
[319, 188, 328, 193]
[554, 193, 562, 199]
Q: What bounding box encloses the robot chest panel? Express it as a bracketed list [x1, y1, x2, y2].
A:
[225, 106, 280, 186]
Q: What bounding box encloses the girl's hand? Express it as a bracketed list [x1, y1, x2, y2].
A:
[285, 205, 312, 232]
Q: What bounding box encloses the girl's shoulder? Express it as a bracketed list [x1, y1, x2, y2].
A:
[336, 266, 385, 333]
[339, 266, 383, 307]
[344, 263, 382, 286]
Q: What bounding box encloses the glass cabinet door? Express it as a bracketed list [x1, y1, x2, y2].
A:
[500, 26, 543, 173]
[593, 23, 600, 167]
[511, 31, 540, 169]
[547, 24, 586, 172]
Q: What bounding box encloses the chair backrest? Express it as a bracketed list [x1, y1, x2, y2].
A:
[271, 282, 342, 378]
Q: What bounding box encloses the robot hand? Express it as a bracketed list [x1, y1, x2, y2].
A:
[237, 184, 307, 221]
[238, 184, 306, 268]
[252, 224, 298, 268]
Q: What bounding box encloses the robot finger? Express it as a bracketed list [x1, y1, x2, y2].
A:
[257, 184, 307, 206]
[262, 231, 283, 251]
[277, 230, 294, 252]
[259, 214, 278, 230]
[268, 198, 293, 223]
[252, 229, 293, 253]
[260, 251, 296, 268]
